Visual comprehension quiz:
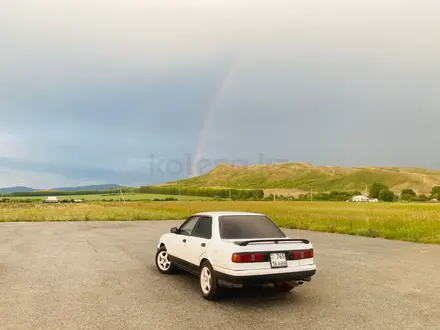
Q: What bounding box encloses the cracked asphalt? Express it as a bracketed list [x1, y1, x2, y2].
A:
[1, 221, 439, 329]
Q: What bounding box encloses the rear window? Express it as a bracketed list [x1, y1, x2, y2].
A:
[218, 215, 286, 239]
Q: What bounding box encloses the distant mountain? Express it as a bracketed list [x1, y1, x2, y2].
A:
[0, 184, 122, 193]
[0, 186, 36, 193]
[51, 184, 122, 192]
[164, 162, 440, 195]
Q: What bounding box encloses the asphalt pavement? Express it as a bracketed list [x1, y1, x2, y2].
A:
[1, 221, 439, 329]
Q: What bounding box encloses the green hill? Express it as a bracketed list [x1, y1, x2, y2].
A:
[164, 162, 440, 195]
[0, 186, 36, 193]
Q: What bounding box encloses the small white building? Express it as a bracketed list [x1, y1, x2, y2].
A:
[347, 195, 379, 203]
[350, 195, 370, 203]
[44, 196, 59, 203]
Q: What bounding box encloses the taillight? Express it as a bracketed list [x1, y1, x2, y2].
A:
[303, 249, 314, 259]
[232, 252, 265, 263]
[232, 249, 313, 263]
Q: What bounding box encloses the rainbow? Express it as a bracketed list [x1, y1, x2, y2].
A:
[191, 52, 242, 177]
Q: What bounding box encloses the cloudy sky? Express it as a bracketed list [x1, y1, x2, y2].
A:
[1, 0, 439, 188]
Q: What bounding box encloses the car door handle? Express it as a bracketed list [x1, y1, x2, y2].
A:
[182, 239, 186, 243]
[201, 243, 206, 247]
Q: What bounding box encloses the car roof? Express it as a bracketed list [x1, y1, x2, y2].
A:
[193, 211, 265, 217]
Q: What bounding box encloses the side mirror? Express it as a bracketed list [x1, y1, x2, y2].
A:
[170, 227, 178, 234]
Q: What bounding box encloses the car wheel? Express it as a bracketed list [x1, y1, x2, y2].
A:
[155, 246, 177, 274]
[199, 261, 222, 301]
[273, 282, 296, 292]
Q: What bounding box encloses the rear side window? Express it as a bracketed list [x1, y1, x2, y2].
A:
[192, 217, 212, 239]
[219, 215, 286, 239]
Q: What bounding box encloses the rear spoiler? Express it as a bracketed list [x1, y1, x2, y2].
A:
[233, 238, 310, 246]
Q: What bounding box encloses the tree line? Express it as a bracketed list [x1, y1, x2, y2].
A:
[139, 186, 265, 200]
[368, 183, 439, 202]
[265, 191, 362, 202]
[264, 184, 440, 202]
[1, 184, 439, 203]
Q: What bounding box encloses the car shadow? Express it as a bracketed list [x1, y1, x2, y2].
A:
[148, 264, 307, 306]
[219, 285, 306, 305]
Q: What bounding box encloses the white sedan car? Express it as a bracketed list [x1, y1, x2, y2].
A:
[155, 211, 316, 300]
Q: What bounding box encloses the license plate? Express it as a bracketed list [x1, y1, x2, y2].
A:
[270, 253, 287, 268]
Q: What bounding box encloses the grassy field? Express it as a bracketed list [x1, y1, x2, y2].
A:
[7, 193, 212, 202]
[1, 201, 439, 244]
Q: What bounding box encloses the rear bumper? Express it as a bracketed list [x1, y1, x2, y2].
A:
[215, 269, 316, 285]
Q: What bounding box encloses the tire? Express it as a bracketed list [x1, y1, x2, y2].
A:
[199, 261, 222, 301]
[155, 246, 178, 274]
[273, 282, 296, 293]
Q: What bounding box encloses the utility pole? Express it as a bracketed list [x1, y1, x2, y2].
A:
[361, 182, 368, 197]
[310, 188, 313, 202]
[229, 189, 231, 200]
[120, 188, 126, 203]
